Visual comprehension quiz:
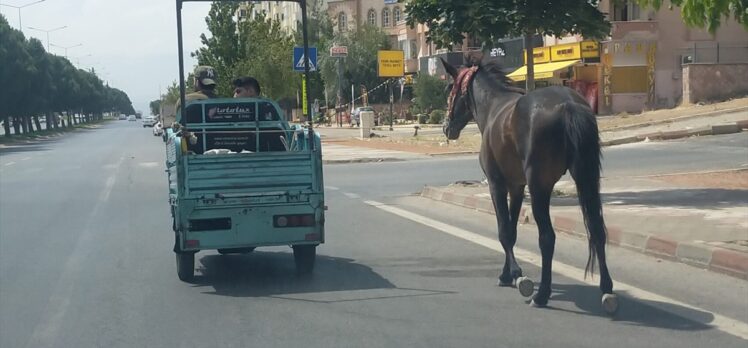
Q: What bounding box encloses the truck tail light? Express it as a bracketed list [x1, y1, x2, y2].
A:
[273, 214, 315, 228]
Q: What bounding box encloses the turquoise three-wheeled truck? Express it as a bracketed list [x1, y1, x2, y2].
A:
[168, 0, 324, 282]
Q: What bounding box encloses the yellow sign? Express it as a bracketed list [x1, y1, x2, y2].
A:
[551, 42, 581, 62]
[302, 75, 308, 116]
[580, 41, 599, 58]
[523, 46, 551, 64]
[377, 50, 404, 77]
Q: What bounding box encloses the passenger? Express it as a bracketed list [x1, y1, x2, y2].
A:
[233, 76, 261, 98]
[166, 65, 219, 129]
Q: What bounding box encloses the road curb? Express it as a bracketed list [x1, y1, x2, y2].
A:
[601, 119, 747, 147]
[322, 157, 405, 164]
[420, 186, 748, 280]
[428, 151, 480, 157]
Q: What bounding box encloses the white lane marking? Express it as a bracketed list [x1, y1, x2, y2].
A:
[326, 186, 340, 191]
[21, 157, 31, 161]
[138, 161, 158, 168]
[364, 200, 748, 340]
[4, 162, 16, 166]
[343, 192, 361, 199]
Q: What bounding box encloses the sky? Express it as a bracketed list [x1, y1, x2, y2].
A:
[0, 0, 214, 115]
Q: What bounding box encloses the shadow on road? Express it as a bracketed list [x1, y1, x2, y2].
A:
[192, 251, 398, 298]
[545, 283, 713, 332]
[551, 188, 748, 210]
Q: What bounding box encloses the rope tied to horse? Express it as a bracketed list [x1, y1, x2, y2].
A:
[447, 66, 479, 119]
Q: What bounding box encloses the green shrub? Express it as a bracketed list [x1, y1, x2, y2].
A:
[417, 113, 429, 124]
[428, 110, 445, 124]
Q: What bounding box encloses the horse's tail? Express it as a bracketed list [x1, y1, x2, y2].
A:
[560, 101, 606, 278]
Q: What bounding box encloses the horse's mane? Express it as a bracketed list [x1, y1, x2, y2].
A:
[465, 56, 526, 95]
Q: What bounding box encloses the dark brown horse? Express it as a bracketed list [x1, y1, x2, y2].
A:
[441, 58, 617, 313]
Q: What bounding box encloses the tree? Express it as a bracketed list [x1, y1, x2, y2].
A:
[319, 24, 392, 105]
[150, 100, 162, 116]
[636, 0, 747, 33]
[412, 73, 448, 114]
[0, 14, 32, 135]
[234, 13, 298, 101]
[406, 0, 610, 90]
[193, 2, 242, 97]
[1, 14, 135, 136]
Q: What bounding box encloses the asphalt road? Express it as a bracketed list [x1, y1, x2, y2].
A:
[1, 121, 747, 347]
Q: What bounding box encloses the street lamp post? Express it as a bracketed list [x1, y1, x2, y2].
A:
[49, 42, 82, 58]
[27, 25, 66, 51]
[0, 0, 46, 31]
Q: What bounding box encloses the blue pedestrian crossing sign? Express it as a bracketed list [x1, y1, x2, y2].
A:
[293, 47, 317, 72]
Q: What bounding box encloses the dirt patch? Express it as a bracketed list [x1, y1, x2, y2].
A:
[651, 169, 748, 190]
[326, 137, 479, 154]
[597, 97, 748, 131]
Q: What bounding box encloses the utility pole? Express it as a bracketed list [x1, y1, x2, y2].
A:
[27, 25, 66, 51]
[0, 0, 46, 32]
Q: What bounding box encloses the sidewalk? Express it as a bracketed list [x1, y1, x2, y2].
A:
[321, 142, 430, 164]
[420, 172, 748, 279]
[323, 98, 748, 155]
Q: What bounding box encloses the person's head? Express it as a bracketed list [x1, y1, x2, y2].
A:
[194, 66, 217, 92]
[233, 76, 261, 98]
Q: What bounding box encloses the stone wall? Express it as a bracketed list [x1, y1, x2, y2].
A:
[683, 63, 748, 104]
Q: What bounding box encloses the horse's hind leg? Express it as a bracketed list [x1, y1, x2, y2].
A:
[527, 181, 555, 307]
[487, 180, 522, 286]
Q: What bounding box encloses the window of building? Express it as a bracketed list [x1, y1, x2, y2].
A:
[382, 8, 390, 27]
[338, 12, 347, 32]
[394, 7, 401, 23]
[239, 9, 247, 19]
[368, 9, 376, 26]
[613, 1, 642, 21]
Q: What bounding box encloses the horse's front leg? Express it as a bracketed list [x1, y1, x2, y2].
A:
[487, 179, 522, 286]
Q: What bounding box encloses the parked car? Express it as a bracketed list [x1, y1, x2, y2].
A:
[118, 114, 127, 120]
[152, 122, 163, 136]
[127, 115, 136, 121]
[142, 116, 157, 127]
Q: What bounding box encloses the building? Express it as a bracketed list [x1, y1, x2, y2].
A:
[498, 1, 747, 114]
[327, 0, 482, 78]
[597, 0, 747, 114]
[237, 1, 331, 34]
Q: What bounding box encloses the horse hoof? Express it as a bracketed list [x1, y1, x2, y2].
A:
[497, 278, 513, 287]
[530, 299, 546, 308]
[517, 277, 534, 297]
[602, 293, 619, 315]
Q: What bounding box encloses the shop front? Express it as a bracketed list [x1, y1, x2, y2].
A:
[508, 41, 601, 112]
[599, 40, 657, 115]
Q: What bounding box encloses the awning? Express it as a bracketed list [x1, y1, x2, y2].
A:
[507, 60, 580, 82]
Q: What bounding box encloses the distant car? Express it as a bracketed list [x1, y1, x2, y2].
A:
[142, 116, 157, 127]
[153, 122, 163, 136]
[118, 114, 127, 120]
[128, 115, 136, 121]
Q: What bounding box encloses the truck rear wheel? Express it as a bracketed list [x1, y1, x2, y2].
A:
[176, 252, 195, 282]
[293, 245, 316, 275]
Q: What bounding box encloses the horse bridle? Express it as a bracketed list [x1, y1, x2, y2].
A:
[446, 66, 479, 120]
